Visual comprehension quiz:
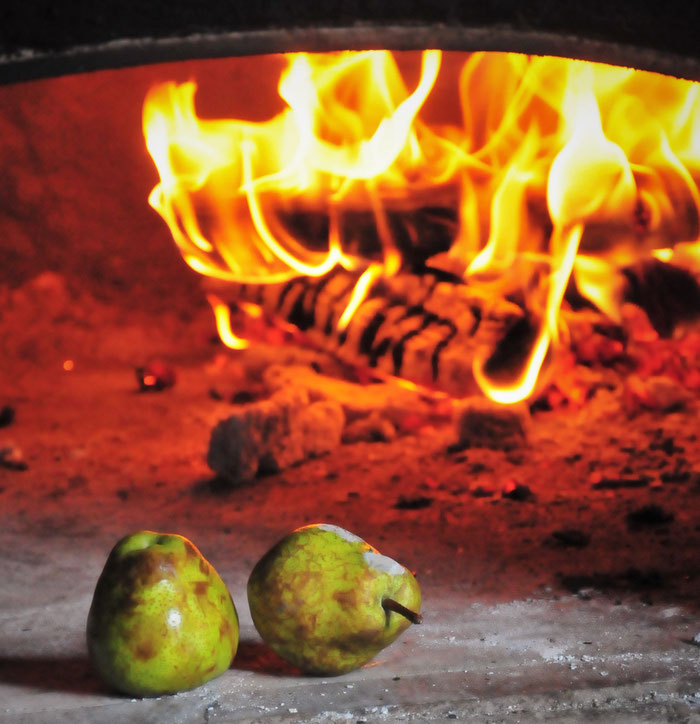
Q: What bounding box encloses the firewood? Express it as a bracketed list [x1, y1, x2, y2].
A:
[452, 396, 529, 451]
[210, 269, 523, 398]
[276, 195, 459, 270]
[207, 385, 345, 484]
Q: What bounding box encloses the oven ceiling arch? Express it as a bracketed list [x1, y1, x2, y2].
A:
[2, 2, 700, 84]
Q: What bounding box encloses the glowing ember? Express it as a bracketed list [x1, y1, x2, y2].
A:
[143, 51, 700, 402]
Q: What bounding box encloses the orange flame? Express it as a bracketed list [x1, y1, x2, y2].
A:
[207, 293, 250, 349]
[144, 50, 700, 402]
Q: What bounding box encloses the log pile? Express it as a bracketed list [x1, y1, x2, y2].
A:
[218, 269, 525, 398]
[206, 196, 700, 404]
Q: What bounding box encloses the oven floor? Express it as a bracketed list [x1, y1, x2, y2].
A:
[0, 307, 699, 722]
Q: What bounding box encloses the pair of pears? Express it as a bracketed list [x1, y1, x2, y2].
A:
[87, 524, 421, 696]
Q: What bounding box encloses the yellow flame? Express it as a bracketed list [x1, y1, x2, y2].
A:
[144, 51, 700, 403]
[207, 294, 249, 349]
[338, 262, 384, 331]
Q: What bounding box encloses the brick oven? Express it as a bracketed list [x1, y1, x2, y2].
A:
[1, 3, 699, 721]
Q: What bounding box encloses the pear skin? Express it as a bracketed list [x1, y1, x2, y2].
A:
[87, 531, 238, 696]
[247, 523, 421, 675]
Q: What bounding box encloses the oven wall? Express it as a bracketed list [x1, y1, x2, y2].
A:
[0, 55, 284, 310]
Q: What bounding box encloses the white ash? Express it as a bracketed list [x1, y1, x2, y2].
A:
[207, 385, 344, 485]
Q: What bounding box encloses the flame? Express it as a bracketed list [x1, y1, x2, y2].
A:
[207, 294, 250, 349]
[144, 51, 700, 402]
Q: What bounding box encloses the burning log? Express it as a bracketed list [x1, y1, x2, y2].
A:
[215, 269, 524, 399]
[277, 197, 458, 271]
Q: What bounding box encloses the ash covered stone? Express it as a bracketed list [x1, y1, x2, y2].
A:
[207, 386, 344, 485]
[453, 396, 528, 451]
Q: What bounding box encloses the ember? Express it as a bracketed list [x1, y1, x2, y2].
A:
[135, 360, 177, 392]
[0, 442, 27, 471]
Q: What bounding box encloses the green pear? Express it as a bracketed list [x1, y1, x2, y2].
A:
[86, 531, 238, 697]
[247, 523, 421, 675]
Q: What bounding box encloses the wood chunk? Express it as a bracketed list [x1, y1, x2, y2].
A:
[207, 386, 344, 485]
[453, 396, 529, 451]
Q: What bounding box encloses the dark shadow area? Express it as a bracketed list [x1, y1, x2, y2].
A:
[0, 655, 107, 696]
[231, 639, 303, 677]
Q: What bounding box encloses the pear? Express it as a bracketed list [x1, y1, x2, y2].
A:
[86, 531, 238, 697]
[247, 523, 421, 675]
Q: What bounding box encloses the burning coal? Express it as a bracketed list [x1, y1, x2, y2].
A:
[142, 50, 700, 402]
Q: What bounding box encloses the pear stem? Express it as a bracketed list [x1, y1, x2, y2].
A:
[382, 597, 423, 624]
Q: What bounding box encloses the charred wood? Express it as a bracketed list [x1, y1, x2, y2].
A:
[219, 269, 524, 398]
[622, 259, 700, 336]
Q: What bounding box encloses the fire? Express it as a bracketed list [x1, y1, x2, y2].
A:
[143, 50, 700, 403]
